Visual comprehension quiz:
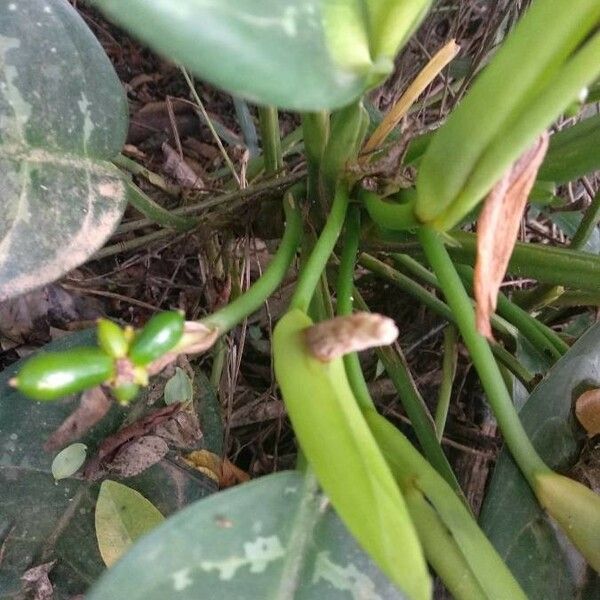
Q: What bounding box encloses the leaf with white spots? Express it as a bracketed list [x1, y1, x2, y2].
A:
[87, 471, 407, 599]
[0, 0, 128, 300]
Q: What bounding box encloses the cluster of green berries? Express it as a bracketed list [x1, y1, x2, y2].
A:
[10, 311, 184, 404]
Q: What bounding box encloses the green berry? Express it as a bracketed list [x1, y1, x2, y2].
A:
[128, 311, 184, 366]
[11, 348, 115, 401]
[97, 319, 129, 358]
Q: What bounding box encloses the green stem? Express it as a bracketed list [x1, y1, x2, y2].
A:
[418, 226, 549, 483]
[353, 290, 464, 496]
[435, 325, 457, 440]
[359, 253, 535, 387]
[571, 189, 600, 250]
[258, 106, 283, 175]
[393, 253, 567, 357]
[403, 487, 488, 600]
[124, 181, 196, 232]
[336, 206, 374, 411]
[202, 190, 301, 333]
[290, 185, 349, 312]
[456, 265, 568, 359]
[302, 111, 329, 207]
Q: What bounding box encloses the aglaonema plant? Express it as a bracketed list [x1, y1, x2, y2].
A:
[9, 0, 600, 597]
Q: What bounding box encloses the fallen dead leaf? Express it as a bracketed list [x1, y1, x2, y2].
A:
[474, 132, 549, 338]
[162, 142, 204, 189]
[21, 561, 56, 600]
[576, 389, 600, 436]
[84, 403, 182, 480]
[183, 450, 250, 489]
[107, 435, 170, 478]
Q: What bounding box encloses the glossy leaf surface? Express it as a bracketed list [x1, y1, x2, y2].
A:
[90, 0, 400, 110]
[480, 323, 600, 597]
[0, 0, 128, 300]
[88, 471, 407, 600]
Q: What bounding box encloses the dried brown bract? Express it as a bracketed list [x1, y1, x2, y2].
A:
[475, 132, 549, 338]
[304, 312, 399, 362]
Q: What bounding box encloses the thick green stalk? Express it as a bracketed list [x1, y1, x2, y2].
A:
[418, 226, 548, 483]
[365, 409, 527, 599]
[403, 487, 488, 600]
[337, 207, 374, 411]
[358, 253, 535, 387]
[435, 325, 457, 440]
[302, 111, 329, 206]
[393, 253, 567, 357]
[202, 191, 301, 333]
[353, 290, 463, 495]
[258, 105, 283, 175]
[454, 265, 567, 360]
[290, 185, 349, 312]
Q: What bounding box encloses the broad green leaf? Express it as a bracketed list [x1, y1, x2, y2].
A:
[273, 309, 430, 599]
[0, 0, 128, 300]
[51, 442, 87, 481]
[96, 480, 164, 567]
[90, 0, 396, 111]
[538, 114, 600, 184]
[164, 367, 194, 405]
[88, 470, 408, 600]
[0, 331, 216, 598]
[480, 322, 600, 597]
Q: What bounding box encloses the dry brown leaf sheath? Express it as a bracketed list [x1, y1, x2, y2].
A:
[474, 133, 549, 338]
[304, 313, 398, 362]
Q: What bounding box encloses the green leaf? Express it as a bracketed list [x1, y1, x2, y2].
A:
[538, 114, 600, 184]
[0, 331, 216, 598]
[88, 470, 408, 599]
[96, 480, 164, 567]
[90, 0, 389, 111]
[548, 211, 600, 254]
[164, 368, 194, 405]
[51, 442, 87, 480]
[273, 310, 430, 599]
[0, 0, 128, 300]
[480, 322, 600, 597]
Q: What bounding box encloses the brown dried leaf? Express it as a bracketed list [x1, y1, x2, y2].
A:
[162, 142, 204, 189]
[475, 133, 549, 338]
[44, 387, 111, 453]
[84, 403, 182, 479]
[183, 450, 250, 489]
[21, 561, 56, 600]
[107, 435, 169, 478]
[576, 389, 600, 436]
[304, 312, 399, 362]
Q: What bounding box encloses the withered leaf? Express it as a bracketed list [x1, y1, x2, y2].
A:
[304, 312, 398, 362]
[84, 403, 182, 479]
[21, 561, 56, 600]
[183, 450, 250, 489]
[162, 142, 204, 189]
[575, 389, 600, 436]
[475, 133, 549, 338]
[107, 436, 169, 478]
